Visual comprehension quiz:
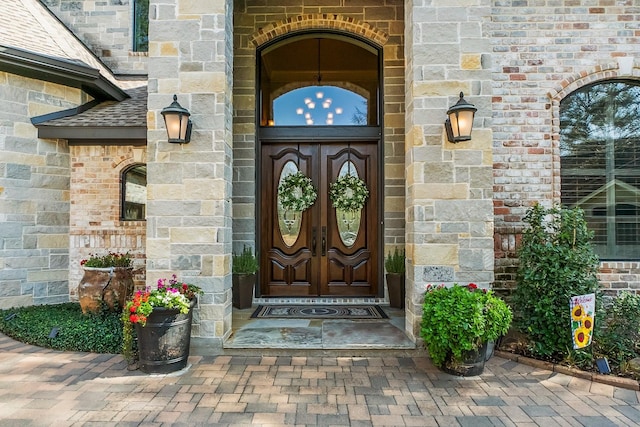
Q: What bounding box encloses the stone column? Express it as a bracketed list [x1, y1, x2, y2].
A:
[146, 0, 234, 346]
[404, 0, 494, 341]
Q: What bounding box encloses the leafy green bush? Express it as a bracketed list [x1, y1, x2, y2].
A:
[232, 246, 259, 274]
[0, 303, 123, 353]
[384, 248, 405, 274]
[595, 292, 640, 370]
[421, 284, 512, 368]
[513, 204, 601, 360]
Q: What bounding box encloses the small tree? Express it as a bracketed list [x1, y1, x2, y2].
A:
[513, 204, 601, 360]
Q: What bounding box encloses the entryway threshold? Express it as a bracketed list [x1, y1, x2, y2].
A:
[225, 305, 415, 350]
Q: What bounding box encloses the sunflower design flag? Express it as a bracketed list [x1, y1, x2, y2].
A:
[570, 293, 595, 349]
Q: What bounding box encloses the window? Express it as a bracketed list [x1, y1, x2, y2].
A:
[133, 0, 149, 52]
[122, 165, 146, 220]
[259, 35, 380, 127]
[560, 81, 640, 259]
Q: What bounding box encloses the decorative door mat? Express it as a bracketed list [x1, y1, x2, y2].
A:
[251, 305, 388, 319]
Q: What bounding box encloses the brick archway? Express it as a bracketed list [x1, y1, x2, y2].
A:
[250, 14, 389, 48]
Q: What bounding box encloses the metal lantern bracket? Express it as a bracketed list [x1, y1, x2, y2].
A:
[445, 92, 477, 143]
[161, 94, 193, 144]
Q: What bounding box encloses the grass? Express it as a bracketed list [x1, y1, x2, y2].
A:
[0, 302, 123, 354]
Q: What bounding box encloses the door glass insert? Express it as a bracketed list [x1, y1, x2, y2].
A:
[260, 35, 379, 127]
[274, 86, 366, 126]
[277, 161, 303, 246]
[336, 161, 362, 247]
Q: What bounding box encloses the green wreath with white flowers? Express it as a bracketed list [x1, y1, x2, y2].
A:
[277, 171, 318, 212]
[329, 174, 369, 211]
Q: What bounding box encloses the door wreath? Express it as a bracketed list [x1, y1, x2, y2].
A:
[329, 174, 369, 211]
[277, 171, 318, 212]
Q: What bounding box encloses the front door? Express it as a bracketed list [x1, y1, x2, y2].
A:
[260, 142, 379, 297]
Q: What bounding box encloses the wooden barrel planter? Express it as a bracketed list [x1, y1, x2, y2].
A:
[78, 267, 134, 314]
[441, 341, 488, 377]
[135, 300, 195, 374]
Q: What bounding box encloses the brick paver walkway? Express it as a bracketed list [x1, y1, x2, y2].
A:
[0, 333, 639, 426]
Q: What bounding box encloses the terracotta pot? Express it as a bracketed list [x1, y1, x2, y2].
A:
[78, 267, 134, 314]
[386, 273, 405, 309]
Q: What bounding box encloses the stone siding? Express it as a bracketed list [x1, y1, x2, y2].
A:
[0, 72, 86, 308]
[146, 0, 234, 343]
[42, 0, 147, 75]
[404, 0, 494, 341]
[68, 145, 147, 297]
[491, 1, 640, 296]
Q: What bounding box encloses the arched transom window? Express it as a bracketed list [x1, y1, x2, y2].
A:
[259, 34, 380, 127]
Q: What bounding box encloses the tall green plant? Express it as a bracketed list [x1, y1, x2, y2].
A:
[513, 204, 601, 359]
[384, 248, 405, 274]
[232, 246, 259, 274]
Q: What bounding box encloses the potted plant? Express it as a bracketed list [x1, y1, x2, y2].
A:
[78, 251, 134, 314]
[232, 246, 259, 309]
[384, 248, 405, 308]
[122, 274, 202, 374]
[420, 283, 512, 376]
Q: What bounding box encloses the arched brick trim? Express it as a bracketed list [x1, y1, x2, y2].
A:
[548, 62, 624, 101]
[112, 155, 137, 171]
[250, 14, 388, 47]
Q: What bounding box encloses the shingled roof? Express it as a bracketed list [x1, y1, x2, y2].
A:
[33, 85, 147, 142]
[0, 0, 148, 140]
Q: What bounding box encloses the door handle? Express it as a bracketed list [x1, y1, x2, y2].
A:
[312, 227, 317, 256]
[321, 226, 326, 256]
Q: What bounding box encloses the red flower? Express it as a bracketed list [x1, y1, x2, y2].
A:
[468, 283, 478, 290]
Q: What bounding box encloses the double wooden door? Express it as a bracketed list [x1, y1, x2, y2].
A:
[260, 142, 379, 297]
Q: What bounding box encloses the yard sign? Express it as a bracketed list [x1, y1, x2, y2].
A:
[570, 293, 595, 349]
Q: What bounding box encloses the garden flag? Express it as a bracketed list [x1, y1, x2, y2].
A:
[570, 293, 595, 349]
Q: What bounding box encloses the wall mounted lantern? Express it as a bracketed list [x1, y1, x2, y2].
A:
[161, 94, 192, 143]
[445, 92, 477, 143]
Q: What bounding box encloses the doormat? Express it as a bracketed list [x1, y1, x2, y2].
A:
[251, 305, 389, 319]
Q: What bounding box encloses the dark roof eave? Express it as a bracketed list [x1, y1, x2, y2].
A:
[0, 46, 127, 101]
[36, 126, 147, 141]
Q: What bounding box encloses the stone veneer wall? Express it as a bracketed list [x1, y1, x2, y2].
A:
[146, 0, 234, 342]
[404, 0, 495, 342]
[68, 145, 147, 298]
[42, 0, 147, 75]
[491, 1, 640, 298]
[232, 0, 406, 260]
[0, 72, 86, 309]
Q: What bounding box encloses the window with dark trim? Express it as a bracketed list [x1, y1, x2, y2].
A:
[560, 80, 640, 259]
[133, 0, 149, 52]
[122, 165, 146, 220]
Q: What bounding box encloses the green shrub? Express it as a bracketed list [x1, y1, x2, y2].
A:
[384, 248, 405, 274]
[0, 302, 123, 353]
[595, 292, 640, 369]
[513, 204, 601, 360]
[232, 245, 259, 274]
[421, 284, 512, 368]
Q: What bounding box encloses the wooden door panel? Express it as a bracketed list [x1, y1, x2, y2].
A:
[260, 144, 318, 296]
[260, 141, 378, 298]
[320, 144, 378, 296]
